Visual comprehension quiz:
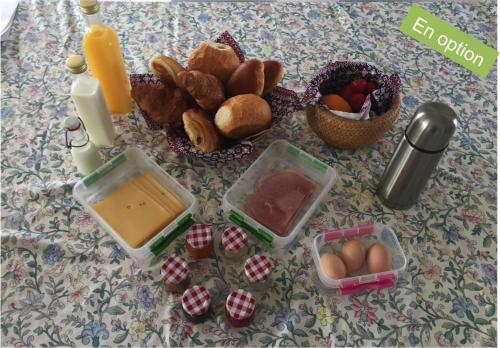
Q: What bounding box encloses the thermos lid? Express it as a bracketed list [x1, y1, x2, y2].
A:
[405, 102, 457, 152]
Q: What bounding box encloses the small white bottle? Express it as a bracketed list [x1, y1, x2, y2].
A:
[64, 117, 102, 176]
[66, 54, 115, 147]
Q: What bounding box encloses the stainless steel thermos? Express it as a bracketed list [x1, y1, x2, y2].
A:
[377, 102, 458, 209]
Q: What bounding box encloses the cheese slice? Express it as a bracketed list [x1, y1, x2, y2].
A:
[92, 173, 185, 248]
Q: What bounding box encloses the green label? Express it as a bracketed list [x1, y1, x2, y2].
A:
[400, 4, 498, 78]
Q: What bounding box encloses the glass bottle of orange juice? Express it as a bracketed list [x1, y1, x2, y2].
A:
[79, 0, 131, 115]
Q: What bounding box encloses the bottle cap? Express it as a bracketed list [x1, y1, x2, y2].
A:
[80, 0, 100, 15]
[405, 102, 457, 152]
[64, 117, 81, 131]
[66, 55, 87, 74]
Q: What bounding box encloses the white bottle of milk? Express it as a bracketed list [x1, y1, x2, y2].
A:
[66, 54, 115, 147]
[64, 117, 102, 176]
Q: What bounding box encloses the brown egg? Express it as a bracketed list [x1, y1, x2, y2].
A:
[366, 243, 392, 274]
[340, 239, 366, 273]
[321, 253, 346, 280]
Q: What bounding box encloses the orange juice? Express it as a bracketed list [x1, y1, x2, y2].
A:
[80, 1, 131, 115]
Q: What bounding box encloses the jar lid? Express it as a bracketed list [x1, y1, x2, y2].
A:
[244, 255, 272, 282]
[222, 226, 248, 252]
[80, 0, 100, 15]
[66, 55, 87, 74]
[226, 289, 256, 320]
[161, 256, 189, 284]
[181, 285, 211, 317]
[186, 224, 213, 249]
[405, 102, 457, 152]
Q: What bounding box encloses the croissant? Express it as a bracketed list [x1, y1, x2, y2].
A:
[182, 109, 220, 153]
[131, 84, 188, 125]
[177, 70, 225, 113]
[149, 55, 186, 89]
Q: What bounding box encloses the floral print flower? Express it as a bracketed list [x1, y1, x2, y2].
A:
[68, 286, 89, 303]
[169, 310, 193, 339]
[42, 244, 65, 265]
[352, 298, 377, 325]
[272, 308, 300, 331]
[481, 264, 496, 281]
[79, 322, 109, 346]
[451, 298, 479, 318]
[316, 307, 334, 326]
[135, 286, 156, 311]
[442, 225, 460, 243]
[130, 321, 147, 341]
[424, 265, 441, 280]
[109, 243, 127, 263]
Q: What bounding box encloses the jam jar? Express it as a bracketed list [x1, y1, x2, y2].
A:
[225, 289, 256, 328]
[186, 224, 214, 259]
[161, 256, 190, 293]
[244, 254, 273, 289]
[181, 285, 212, 323]
[221, 226, 248, 260]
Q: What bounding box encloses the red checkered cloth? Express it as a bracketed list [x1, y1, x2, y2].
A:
[181, 285, 211, 317]
[226, 289, 256, 320]
[222, 226, 248, 252]
[161, 256, 189, 284]
[244, 255, 272, 282]
[186, 224, 213, 249]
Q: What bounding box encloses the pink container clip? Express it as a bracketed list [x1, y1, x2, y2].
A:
[323, 223, 374, 242]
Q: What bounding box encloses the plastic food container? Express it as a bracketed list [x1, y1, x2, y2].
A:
[311, 224, 407, 295]
[225, 289, 256, 328]
[223, 139, 337, 248]
[73, 148, 196, 261]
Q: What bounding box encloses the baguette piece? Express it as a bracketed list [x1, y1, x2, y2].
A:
[215, 94, 272, 139]
[263, 60, 285, 95]
[149, 56, 186, 88]
[188, 42, 240, 82]
[183, 109, 221, 153]
[226, 59, 265, 97]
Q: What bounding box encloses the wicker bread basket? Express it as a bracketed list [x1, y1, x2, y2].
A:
[306, 94, 401, 149]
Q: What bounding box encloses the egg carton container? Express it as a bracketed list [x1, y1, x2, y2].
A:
[311, 224, 407, 295]
[73, 148, 196, 262]
[223, 139, 337, 248]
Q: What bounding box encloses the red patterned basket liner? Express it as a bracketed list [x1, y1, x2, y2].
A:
[302, 61, 401, 119]
[161, 256, 189, 284]
[222, 226, 248, 252]
[244, 254, 272, 282]
[130, 31, 302, 163]
[186, 224, 213, 249]
[226, 289, 256, 320]
[182, 285, 211, 316]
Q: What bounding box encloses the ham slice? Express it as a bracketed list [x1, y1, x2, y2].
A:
[243, 171, 316, 236]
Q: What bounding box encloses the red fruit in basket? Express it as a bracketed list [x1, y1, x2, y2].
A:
[340, 85, 353, 101]
[349, 93, 366, 113]
[366, 81, 378, 94]
[350, 79, 367, 94]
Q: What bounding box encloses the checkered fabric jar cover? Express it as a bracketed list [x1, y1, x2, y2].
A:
[244, 255, 272, 282]
[226, 289, 256, 320]
[161, 256, 189, 284]
[181, 285, 211, 316]
[186, 224, 213, 249]
[222, 227, 248, 252]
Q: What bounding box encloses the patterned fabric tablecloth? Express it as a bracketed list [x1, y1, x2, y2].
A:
[1, 1, 497, 347]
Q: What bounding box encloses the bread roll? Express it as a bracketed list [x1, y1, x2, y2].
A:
[183, 109, 220, 153]
[188, 42, 240, 83]
[149, 56, 186, 89]
[215, 94, 272, 139]
[132, 84, 188, 125]
[226, 59, 264, 97]
[263, 60, 285, 95]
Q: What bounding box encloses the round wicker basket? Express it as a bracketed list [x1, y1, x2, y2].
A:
[306, 94, 401, 149]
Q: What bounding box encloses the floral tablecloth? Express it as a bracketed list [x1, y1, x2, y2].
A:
[1, 1, 497, 347]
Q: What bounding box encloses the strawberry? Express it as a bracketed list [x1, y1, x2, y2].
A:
[350, 79, 367, 94]
[340, 85, 353, 101]
[366, 81, 378, 94]
[349, 93, 366, 112]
